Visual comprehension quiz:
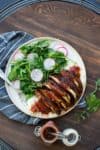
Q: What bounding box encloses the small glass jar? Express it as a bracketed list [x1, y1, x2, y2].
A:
[34, 121, 59, 144]
[34, 121, 81, 146]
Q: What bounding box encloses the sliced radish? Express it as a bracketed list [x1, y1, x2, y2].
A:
[44, 58, 55, 70]
[57, 46, 68, 56]
[27, 53, 38, 61]
[50, 42, 68, 56]
[31, 69, 43, 82]
[12, 80, 20, 90]
[13, 51, 24, 60]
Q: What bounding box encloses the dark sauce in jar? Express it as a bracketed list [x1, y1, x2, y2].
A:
[43, 127, 56, 140]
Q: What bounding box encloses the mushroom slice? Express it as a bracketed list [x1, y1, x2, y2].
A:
[40, 89, 60, 114]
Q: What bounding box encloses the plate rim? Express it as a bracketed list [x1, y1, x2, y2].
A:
[5, 37, 87, 119]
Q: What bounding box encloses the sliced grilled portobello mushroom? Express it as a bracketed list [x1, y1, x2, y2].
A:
[30, 66, 83, 115]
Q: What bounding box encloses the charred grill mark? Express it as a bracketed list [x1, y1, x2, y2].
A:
[36, 103, 47, 114]
[36, 91, 51, 112]
[73, 79, 79, 87]
[44, 90, 61, 103]
[40, 89, 61, 114]
[46, 79, 72, 106]
[58, 83, 75, 104]
[68, 74, 83, 93]
[60, 71, 81, 97]
[34, 92, 50, 114]
[42, 89, 63, 113]
[50, 76, 75, 103]
[61, 68, 81, 90]
[37, 91, 53, 112]
[44, 80, 65, 96]
[62, 95, 71, 104]
[50, 76, 60, 84]
[61, 68, 83, 101]
[76, 78, 83, 93]
[46, 90, 69, 110]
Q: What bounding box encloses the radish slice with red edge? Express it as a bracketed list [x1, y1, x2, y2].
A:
[56, 46, 68, 56]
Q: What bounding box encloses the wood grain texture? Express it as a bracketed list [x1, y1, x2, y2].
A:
[0, 1, 100, 150]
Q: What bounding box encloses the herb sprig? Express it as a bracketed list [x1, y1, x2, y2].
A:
[78, 79, 100, 120]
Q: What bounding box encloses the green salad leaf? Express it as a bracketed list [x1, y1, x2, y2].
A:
[8, 39, 67, 99]
[20, 40, 50, 55]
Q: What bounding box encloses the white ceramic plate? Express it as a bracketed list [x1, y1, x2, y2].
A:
[5, 37, 87, 119]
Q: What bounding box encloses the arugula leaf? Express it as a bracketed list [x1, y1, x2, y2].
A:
[20, 45, 33, 55]
[8, 66, 18, 81]
[20, 40, 50, 55]
[34, 40, 50, 48]
[20, 79, 42, 97]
